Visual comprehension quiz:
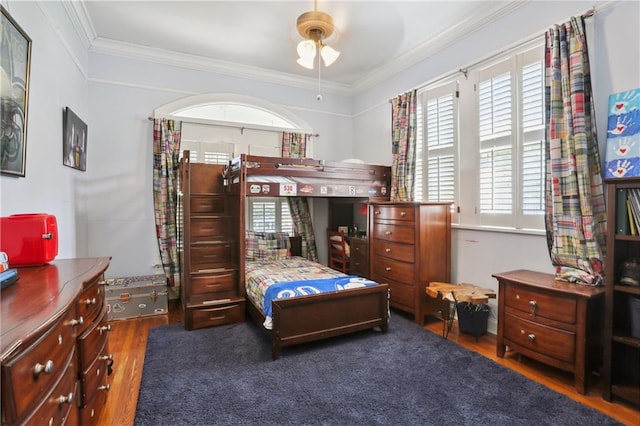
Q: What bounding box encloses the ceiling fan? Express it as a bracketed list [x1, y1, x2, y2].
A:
[296, 0, 340, 69]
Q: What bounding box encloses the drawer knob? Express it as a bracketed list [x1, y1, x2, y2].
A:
[375, 210, 381, 215]
[57, 392, 74, 405]
[70, 316, 84, 326]
[100, 354, 114, 362]
[98, 280, 107, 286]
[34, 360, 54, 376]
[97, 384, 111, 392]
[400, 211, 406, 217]
[84, 297, 97, 306]
[99, 324, 112, 335]
[385, 231, 392, 236]
[385, 248, 391, 253]
[527, 333, 536, 342]
[529, 300, 537, 315]
[385, 267, 391, 272]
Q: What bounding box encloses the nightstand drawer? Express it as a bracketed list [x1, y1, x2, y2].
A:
[504, 283, 577, 325]
[504, 312, 575, 364]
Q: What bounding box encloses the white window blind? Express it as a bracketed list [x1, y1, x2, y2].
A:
[417, 81, 458, 206]
[248, 197, 294, 235]
[476, 45, 545, 229]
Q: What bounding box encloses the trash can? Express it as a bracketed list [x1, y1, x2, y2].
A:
[456, 302, 490, 340]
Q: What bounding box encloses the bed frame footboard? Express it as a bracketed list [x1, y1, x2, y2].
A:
[270, 284, 389, 360]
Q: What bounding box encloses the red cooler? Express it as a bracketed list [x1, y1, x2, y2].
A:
[0, 214, 58, 267]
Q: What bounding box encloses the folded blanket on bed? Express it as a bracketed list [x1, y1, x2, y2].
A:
[262, 275, 378, 328]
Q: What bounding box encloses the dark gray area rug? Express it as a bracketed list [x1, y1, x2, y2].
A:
[135, 314, 620, 425]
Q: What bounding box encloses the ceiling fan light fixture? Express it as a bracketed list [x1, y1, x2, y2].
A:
[320, 45, 340, 67]
[295, 2, 339, 69]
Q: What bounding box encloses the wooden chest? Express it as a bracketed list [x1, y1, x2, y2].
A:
[369, 202, 451, 325]
[493, 269, 605, 394]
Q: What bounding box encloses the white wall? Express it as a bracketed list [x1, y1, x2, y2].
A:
[353, 0, 640, 332]
[0, 1, 90, 259]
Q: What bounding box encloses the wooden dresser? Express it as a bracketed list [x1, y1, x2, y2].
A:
[369, 202, 451, 325]
[349, 237, 369, 278]
[180, 155, 244, 330]
[492, 270, 604, 394]
[1, 257, 112, 425]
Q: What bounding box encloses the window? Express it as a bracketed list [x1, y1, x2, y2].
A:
[416, 42, 545, 231]
[477, 47, 545, 229]
[248, 197, 294, 235]
[417, 82, 458, 204]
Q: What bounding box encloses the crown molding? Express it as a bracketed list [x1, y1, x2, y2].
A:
[351, 1, 528, 94]
[88, 37, 352, 96]
[62, 0, 527, 97]
[61, 0, 96, 49]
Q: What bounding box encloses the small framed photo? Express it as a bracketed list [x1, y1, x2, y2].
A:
[0, 6, 32, 177]
[62, 107, 87, 171]
[337, 226, 349, 234]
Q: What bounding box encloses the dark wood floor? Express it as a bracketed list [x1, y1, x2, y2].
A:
[98, 302, 640, 425]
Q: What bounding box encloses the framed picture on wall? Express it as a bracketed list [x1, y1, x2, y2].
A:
[0, 6, 32, 177]
[62, 107, 88, 171]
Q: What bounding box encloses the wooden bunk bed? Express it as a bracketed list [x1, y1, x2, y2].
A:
[224, 154, 392, 359]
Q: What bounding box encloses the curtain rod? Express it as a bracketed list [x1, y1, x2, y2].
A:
[389, 5, 600, 102]
[147, 116, 319, 137]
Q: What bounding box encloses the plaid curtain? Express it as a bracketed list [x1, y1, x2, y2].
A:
[282, 131, 310, 159]
[153, 119, 182, 297]
[390, 90, 417, 202]
[281, 132, 318, 260]
[544, 17, 606, 285]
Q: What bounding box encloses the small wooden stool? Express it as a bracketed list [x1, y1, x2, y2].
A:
[426, 282, 496, 339]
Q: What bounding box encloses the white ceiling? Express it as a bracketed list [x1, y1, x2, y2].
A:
[72, 1, 525, 93]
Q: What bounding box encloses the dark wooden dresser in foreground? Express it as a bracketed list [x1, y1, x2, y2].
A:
[493, 269, 604, 394]
[1, 257, 112, 425]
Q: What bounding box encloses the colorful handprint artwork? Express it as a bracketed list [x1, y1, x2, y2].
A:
[605, 88, 640, 178]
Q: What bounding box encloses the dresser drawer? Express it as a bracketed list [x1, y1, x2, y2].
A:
[504, 283, 577, 325]
[190, 217, 230, 242]
[190, 270, 237, 300]
[80, 344, 110, 408]
[372, 275, 414, 310]
[372, 205, 415, 222]
[190, 243, 234, 270]
[23, 350, 78, 426]
[371, 239, 414, 263]
[504, 312, 575, 364]
[76, 279, 104, 334]
[372, 255, 414, 284]
[190, 195, 225, 214]
[82, 385, 108, 426]
[186, 302, 245, 330]
[372, 224, 415, 244]
[2, 307, 79, 422]
[78, 309, 109, 371]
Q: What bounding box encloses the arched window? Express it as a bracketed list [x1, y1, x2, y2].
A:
[157, 94, 307, 235]
[155, 94, 313, 163]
